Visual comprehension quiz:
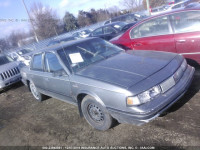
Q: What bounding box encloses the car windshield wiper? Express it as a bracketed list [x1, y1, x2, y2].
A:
[76, 46, 105, 59]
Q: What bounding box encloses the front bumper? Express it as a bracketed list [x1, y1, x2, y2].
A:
[0, 74, 21, 89]
[107, 65, 195, 125]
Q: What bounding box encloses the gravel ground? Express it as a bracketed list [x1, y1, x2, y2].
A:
[0, 68, 200, 148]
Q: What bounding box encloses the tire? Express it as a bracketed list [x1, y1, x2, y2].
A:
[81, 95, 114, 131]
[29, 81, 45, 102]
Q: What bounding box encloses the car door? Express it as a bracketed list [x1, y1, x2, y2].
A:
[43, 52, 73, 102]
[103, 26, 118, 40]
[170, 10, 200, 64]
[30, 53, 46, 92]
[129, 15, 176, 53]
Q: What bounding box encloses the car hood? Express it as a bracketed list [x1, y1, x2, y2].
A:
[76, 50, 177, 88]
[0, 61, 19, 73]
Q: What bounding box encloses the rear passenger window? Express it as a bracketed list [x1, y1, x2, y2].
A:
[32, 54, 43, 71]
[170, 11, 200, 33]
[130, 16, 170, 39]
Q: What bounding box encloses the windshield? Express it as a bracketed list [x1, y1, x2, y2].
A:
[0, 56, 13, 65]
[57, 38, 123, 73]
[112, 22, 127, 31]
[17, 49, 32, 56]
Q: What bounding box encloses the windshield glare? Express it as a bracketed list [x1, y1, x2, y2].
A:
[57, 38, 123, 73]
[0, 56, 13, 65]
[17, 49, 32, 56]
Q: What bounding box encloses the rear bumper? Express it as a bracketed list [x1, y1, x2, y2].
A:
[0, 74, 21, 89]
[107, 65, 195, 125]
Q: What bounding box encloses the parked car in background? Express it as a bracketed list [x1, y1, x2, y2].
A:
[20, 38, 194, 131]
[151, 6, 166, 15]
[0, 54, 21, 90]
[72, 29, 92, 38]
[151, 0, 189, 15]
[163, 0, 189, 11]
[110, 9, 200, 65]
[9, 48, 33, 66]
[104, 13, 146, 25]
[185, 2, 200, 9]
[89, 21, 127, 40]
[47, 36, 76, 47]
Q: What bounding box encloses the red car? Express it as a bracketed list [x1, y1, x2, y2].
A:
[110, 9, 200, 64]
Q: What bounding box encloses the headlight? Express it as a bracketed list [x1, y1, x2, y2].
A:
[21, 72, 27, 78]
[127, 86, 161, 106]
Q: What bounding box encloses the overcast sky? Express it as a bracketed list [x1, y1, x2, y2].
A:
[0, 0, 122, 38]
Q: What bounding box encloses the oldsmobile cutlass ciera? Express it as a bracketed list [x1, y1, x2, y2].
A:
[20, 38, 195, 131]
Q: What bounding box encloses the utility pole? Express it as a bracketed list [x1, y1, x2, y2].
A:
[22, 0, 39, 43]
[146, 0, 151, 16]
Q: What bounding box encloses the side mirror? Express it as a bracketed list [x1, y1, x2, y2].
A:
[53, 69, 67, 77]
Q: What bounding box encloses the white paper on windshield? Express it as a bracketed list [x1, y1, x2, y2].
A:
[69, 53, 84, 64]
[114, 25, 120, 28]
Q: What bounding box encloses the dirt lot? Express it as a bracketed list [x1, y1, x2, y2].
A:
[0, 68, 200, 148]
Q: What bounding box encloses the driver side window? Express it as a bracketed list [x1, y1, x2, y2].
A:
[44, 52, 63, 73]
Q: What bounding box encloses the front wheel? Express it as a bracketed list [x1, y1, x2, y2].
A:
[29, 81, 45, 102]
[81, 95, 114, 131]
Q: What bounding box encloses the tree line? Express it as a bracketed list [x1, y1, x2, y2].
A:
[0, 0, 167, 52]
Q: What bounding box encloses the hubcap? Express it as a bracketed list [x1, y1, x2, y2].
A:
[30, 82, 39, 100]
[88, 103, 104, 123]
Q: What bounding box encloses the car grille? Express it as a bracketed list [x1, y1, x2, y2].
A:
[160, 76, 176, 93]
[0, 67, 20, 80]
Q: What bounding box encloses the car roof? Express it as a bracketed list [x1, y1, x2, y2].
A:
[145, 8, 200, 22]
[111, 13, 136, 20]
[33, 37, 99, 55]
[93, 21, 126, 30]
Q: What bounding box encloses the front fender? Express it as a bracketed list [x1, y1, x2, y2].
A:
[76, 90, 106, 108]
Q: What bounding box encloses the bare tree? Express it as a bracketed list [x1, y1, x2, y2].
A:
[30, 2, 62, 40]
[8, 31, 27, 48]
[77, 10, 93, 27]
[0, 38, 10, 52]
[143, 0, 165, 9]
[121, 0, 143, 12]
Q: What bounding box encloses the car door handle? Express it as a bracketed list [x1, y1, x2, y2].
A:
[176, 39, 186, 43]
[134, 43, 142, 46]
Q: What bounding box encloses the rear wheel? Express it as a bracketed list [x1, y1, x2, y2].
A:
[29, 81, 45, 102]
[81, 95, 114, 131]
